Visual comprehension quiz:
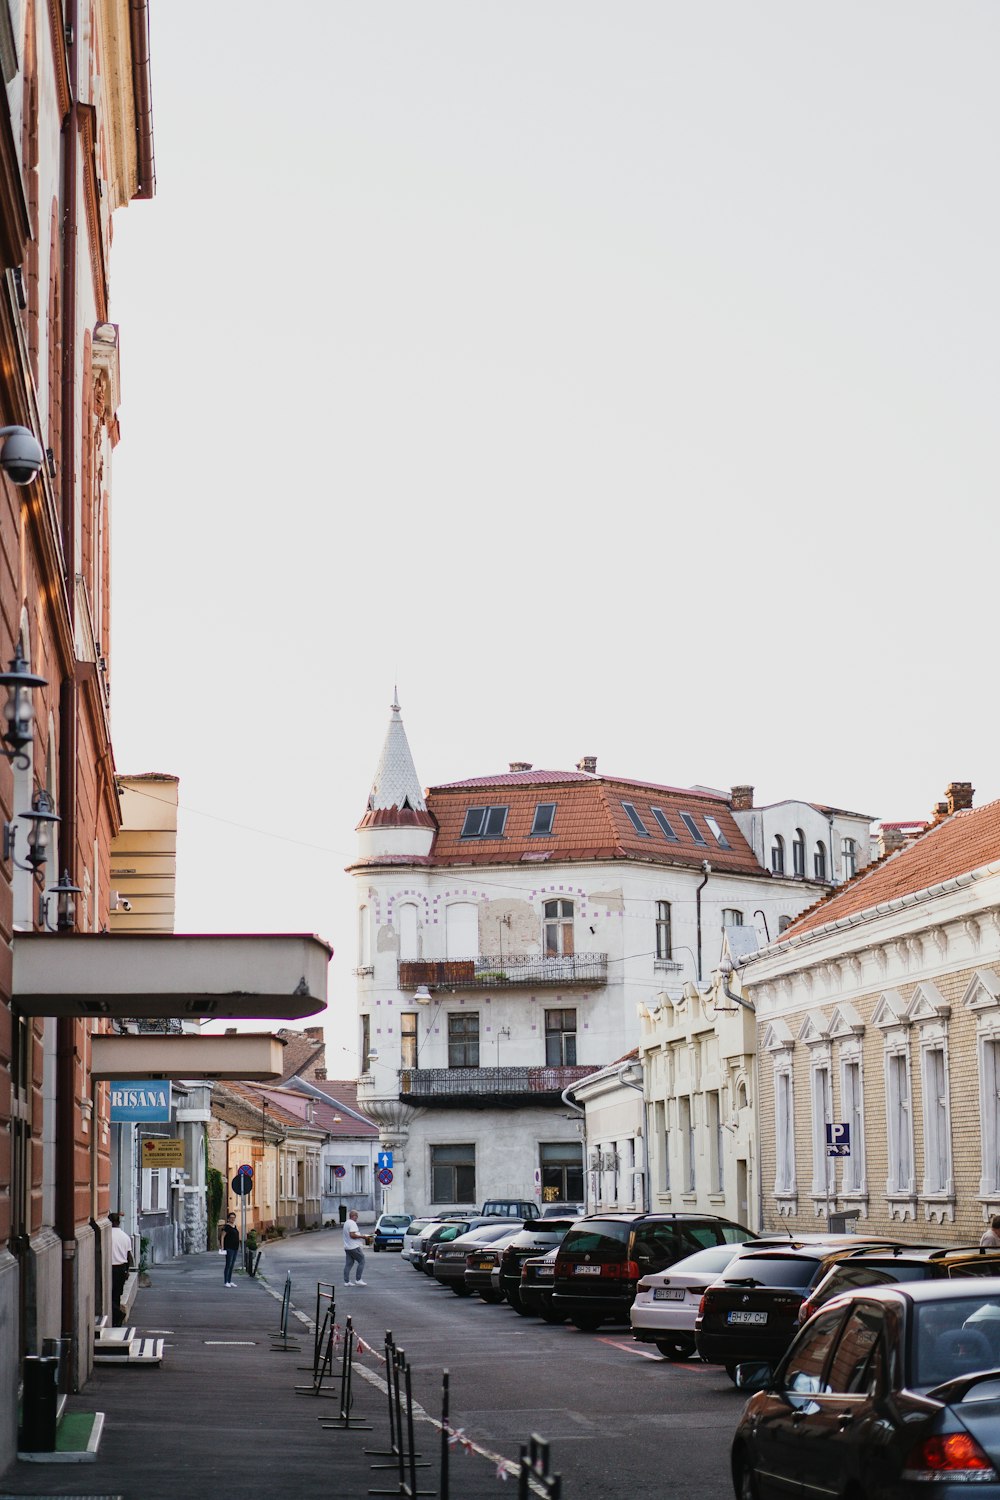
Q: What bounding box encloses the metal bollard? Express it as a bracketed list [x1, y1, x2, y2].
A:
[20, 1355, 59, 1451]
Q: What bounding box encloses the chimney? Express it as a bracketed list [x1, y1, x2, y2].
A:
[946, 782, 974, 815]
[730, 785, 754, 812]
[878, 826, 906, 858]
[304, 1026, 324, 1041]
[577, 756, 597, 774]
[314, 1067, 327, 1081]
[509, 761, 532, 773]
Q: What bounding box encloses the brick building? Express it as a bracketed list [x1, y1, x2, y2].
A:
[741, 782, 1000, 1240]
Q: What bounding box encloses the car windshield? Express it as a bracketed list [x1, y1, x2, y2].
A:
[380, 1216, 411, 1228]
[514, 1225, 571, 1246]
[406, 1220, 434, 1236]
[561, 1221, 633, 1254]
[667, 1245, 747, 1277]
[721, 1255, 820, 1289]
[456, 1224, 519, 1246]
[913, 1297, 1000, 1388]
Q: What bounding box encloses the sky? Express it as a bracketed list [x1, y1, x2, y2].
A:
[107, 2, 1000, 1074]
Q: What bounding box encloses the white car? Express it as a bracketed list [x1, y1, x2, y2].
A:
[401, 1217, 444, 1266]
[630, 1241, 760, 1360]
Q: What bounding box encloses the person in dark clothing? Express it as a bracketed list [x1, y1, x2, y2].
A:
[221, 1213, 240, 1287]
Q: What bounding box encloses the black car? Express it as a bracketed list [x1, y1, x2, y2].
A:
[432, 1222, 523, 1294]
[500, 1219, 576, 1312]
[552, 1212, 752, 1332]
[696, 1238, 899, 1377]
[519, 1248, 562, 1322]
[732, 1281, 1000, 1499]
[798, 1244, 1000, 1326]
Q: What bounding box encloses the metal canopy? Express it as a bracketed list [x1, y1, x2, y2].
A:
[12, 932, 332, 1019]
[91, 1032, 287, 1080]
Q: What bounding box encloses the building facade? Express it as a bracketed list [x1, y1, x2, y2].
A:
[740, 783, 1000, 1242]
[352, 699, 841, 1219]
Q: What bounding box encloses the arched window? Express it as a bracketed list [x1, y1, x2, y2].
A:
[814, 841, 827, 881]
[543, 899, 574, 957]
[792, 829, 806, 878]
[841, 838, 857, 879]
[357, 905, 370, 967]
[771, 834, 785, 875]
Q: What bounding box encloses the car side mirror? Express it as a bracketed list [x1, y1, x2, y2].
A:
[734, 1361, 775, 1393]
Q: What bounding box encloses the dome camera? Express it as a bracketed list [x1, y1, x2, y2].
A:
[0, 427, 44, 486]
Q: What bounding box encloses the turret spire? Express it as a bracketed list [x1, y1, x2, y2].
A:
[364, 692, 427, 817]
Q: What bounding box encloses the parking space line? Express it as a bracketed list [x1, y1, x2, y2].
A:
[598, 1337, 663, 1360]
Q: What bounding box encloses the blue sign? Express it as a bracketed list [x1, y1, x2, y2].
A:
[826, 1122, 851, 1157]
[378, 1168, 393, 1186]
[111, 1080, 171, 1123]
[377, 1150, 393, 1171]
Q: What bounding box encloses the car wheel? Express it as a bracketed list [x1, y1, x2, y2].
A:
[510, 1294, 532, 1317]
[725, 1364, 741, 1384]
[538, 1304, 566, 1325]
[654, 1335, 696, 1361]
[478, 1290, 503, 1304]
[571, 1314, 602, 1332]
[373, 1243, 381, 1253]
[732, 1448, 758, 1500]
[451, 1284, 472, 1297]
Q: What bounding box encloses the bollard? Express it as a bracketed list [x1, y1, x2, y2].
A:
[271, 1271, 300, 1352]
[439, 1370, 449, 1500]
[20, 1355, 58, 1452]
[518, 1435, 561, 1500]
[299, 1282, 335, 1373]
[295, 1315, 338, 1397]
[368, 1331, 428, 1470]
[369, 1348, 434, 1497]
[320, 1315, 372, 1432]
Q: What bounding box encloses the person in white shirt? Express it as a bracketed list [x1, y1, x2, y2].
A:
[109, 1212, 134, 1326]
[343, 1210, 368, 1285]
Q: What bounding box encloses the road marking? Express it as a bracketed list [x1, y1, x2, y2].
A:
[598, 1337, 663, 1360]
[203, 1340, 257, 1346]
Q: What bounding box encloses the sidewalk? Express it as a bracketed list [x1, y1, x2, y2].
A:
[0, 1250, 411, 1500]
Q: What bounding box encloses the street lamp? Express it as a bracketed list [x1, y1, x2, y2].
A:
[41, 869, 82, 931]
[0, 642, 47, 767]
[4, 786, 59, 876]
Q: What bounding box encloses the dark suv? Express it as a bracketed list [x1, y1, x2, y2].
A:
[499, 1219, 576, 1311]
[552, 1213, 752, 1331]
[797, 1243, 1000, 1325]
[695, 1238, 901, 1376]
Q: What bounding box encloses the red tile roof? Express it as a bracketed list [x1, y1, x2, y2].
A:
[779, 799, 1000, 941]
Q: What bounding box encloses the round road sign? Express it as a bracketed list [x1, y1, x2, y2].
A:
[378, 1168, 393, 1186]
[333, 1165, 346, 1178]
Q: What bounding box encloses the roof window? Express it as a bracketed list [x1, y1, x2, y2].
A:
[531, 803, 556, 836]
[622, 802, 650, 836]
[704, 815, 730, 849]
[679, 812, 707, 845]
[461, 805, 508, 839]
[650, 807, 678, 841]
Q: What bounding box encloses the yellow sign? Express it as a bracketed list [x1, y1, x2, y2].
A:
[140, 1137, 185, 1168]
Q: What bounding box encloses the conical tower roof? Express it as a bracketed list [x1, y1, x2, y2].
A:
[358, 692, 434, 831]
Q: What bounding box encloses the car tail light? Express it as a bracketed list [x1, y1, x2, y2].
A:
[697, 1294, 707, 1317]
[903, 1433, 997, 1479]
[687, 1284, 708, 1296]
[798, 1299, 816, 1325]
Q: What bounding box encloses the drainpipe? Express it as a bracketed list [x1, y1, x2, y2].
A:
[695, 861, 711, 982]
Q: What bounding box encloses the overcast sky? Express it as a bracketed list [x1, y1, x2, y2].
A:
[108, 2, 1000, 1072]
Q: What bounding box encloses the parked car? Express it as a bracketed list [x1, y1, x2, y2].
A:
[797, 1243, 1000, 1326]
[464, 1227, 527, 1301]
[500, 1219, 577, 1312]
[731, 1281, 1000, 1499]
[433, 1222, 523, 1295]
[552, 1212, 753, 1332]
[481, 1199, 539, 1220]
[631, 1241, 763, 1360]
[372, 1213, 413, 1252]
[401, 1217, 449, 1266]
[411, 1219, 473, 1273]
[696, 1238, 900, 1378]
[519, 1248, 562, 1323]
[542, 1203, 585, 1218]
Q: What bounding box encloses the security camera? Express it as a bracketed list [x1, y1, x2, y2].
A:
[0, 426, 44, 486]
[120, 898, 132, 913]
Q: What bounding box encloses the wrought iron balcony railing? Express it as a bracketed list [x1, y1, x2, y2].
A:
[399, 1063, 598, 1108]
[398, 954, 608, 991]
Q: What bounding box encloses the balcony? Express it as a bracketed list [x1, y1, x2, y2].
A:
[397, 954, 608, 991]
[399, 1064, 598, 1109]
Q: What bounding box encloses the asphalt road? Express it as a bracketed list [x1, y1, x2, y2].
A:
[263, 1228, 745, 1500]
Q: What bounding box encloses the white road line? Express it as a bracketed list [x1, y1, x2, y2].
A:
[598, 1337, 663, 1360]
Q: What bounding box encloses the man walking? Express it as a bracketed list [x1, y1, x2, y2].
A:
[343, 1210, 367, 1285]
[109, 1212, 134, 1326]
[221, 1212, 240, 1287]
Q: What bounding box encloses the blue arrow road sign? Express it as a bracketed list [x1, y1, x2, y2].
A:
[377, 1150, 393, 1170]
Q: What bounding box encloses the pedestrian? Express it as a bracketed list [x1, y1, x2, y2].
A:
[221, 1212, 240, 1287]
[109, 1212, 134, 1326]
[343, 1210, 368, 1285]
[981, 1215, 1000, 1248]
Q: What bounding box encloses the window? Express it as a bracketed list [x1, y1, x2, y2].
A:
[792, 829, 806, 877]
[655, 900, 672, 960]
[622, 802, 650, 836]
[842, 1058, 865, 1194]
[431, 1143, 475, 1204]
[460, 805, 508, 839]
[705, 815, 730, 849]
[811, 1063, 834, 1197]
[327, 1165, 342, 1195]
[783, 1308, 845, 1395]
[827, 1305, 886, 1395]
[10, 1013, 31, 1248]
[708, 1091, 723, 1194]
[540, 1141, 584, 1203]
[722, 908, 744, 929]
[650, 808, 678, 841]
[771, 835, 785, 875]
[397, 902, 418, 962]
[814, 841, 827, 881]
[401, 1012, 418, 1070]
[353, 1164, 366, 1195]
[886, 1051, 914, 1194]
[448, 1011, 479, 1068]
[842, 838, 858, 879]
[531, 803, 556, 836]
[981, 1038, 1000, 1196]
[679, 811, 707, 844]
[358, 904, 370, 966]
[544, 1008, 577, 1066]
[141, 1165, 168, 1213]
[679, 1096, 695, 1192]
[361, 1013, 372, 1072]
[922, 1045, 952, 1196]
[446, 902, 478, 959]
[775, 1066, 796, 1194]
[654, 1100, 669, 1192]
[543, 899, 574, 957]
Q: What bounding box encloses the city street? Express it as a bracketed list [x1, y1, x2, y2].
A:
[269, 1228, 744, 1500]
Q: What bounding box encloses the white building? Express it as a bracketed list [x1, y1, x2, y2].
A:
[352, 699, 845, 1218]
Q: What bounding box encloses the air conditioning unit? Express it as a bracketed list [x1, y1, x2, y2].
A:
[589, 1151, 601, 1172]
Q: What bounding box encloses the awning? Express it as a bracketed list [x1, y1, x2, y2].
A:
[91, 1032, 286, 1080]
[12, 932, 332, 1019]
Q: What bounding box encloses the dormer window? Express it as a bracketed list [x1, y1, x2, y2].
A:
[679, 811, 707, 845]
[650, 808, 678, 841]
[622, 802, 650, 836]
[461, 805, 508, 839]
[705, 815, 730, 849]
[531, 803, 556, 836]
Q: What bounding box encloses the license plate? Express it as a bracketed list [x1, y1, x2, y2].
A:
[654, 1288, 685, 1301]
[476, 1260, 494, 1270]
[575, 1265, 602, 1276]
[537, 1268, 554, 1279]
[727, 1310, 767, 1325]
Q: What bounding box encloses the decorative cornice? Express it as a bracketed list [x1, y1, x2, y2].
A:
[78, 106, 108, 322]
[46, 0, 71, 118]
